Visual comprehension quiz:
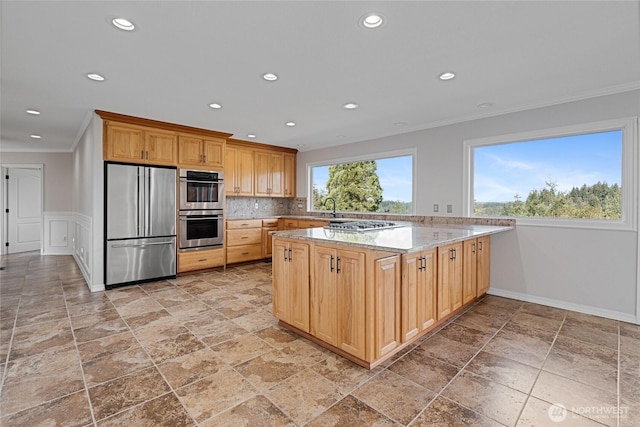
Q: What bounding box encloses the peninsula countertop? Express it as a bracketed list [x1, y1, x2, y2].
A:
[271, 223, 514, 254]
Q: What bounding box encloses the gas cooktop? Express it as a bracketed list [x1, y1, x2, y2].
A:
[324, 220, 402, 232]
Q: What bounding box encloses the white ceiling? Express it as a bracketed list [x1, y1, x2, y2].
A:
[1, 1, 639, 153]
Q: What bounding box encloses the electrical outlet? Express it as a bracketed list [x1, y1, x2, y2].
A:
[254, 202, 259, 209]
[447, 204, 453, 213]
[433, 204, 439, 212]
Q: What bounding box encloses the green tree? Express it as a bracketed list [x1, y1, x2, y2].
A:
[320, 161, 383, 212]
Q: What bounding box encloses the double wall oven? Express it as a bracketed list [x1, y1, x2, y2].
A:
[179, 169, 224, 249]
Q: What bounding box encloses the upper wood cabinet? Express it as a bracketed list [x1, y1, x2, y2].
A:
[225, 145, 254, 196]
[98, 110, 232, 167]
[104, 122, 177, 166]
[283, 153, 296, 197]
[255, 150, 284, 197]
[178, 134, 225, 169]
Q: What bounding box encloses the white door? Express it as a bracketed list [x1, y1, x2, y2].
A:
[7, 168, 42, 253]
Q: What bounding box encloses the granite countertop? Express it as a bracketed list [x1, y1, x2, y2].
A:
[271, 223, 513, 254]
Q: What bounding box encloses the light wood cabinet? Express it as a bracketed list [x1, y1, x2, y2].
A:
[311, 245, 366, 359]
[272, 239, 310, 332]
[374, 255, 401, 359]
[401, 249, 436, 342]
[437, 242, 463, 320]
[178, 248, 224, 273]
[225, 145, 254, 196]
[283, 153, 296, 197]
[255, 150, 284, 197]
[226, 219, 262, 264]
[262, 219, 279, 258]
[178, 134, 225, 169]
[477, 236, 491, 295]
[104, 122, 177, 166]
[462, 239, 478, 305]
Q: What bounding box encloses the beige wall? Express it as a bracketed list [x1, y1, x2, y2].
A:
[0, 151, 73, 212]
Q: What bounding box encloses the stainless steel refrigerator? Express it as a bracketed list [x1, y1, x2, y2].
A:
[105, 163, 177, 288]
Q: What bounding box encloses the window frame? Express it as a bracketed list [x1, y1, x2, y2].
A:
[306, 148, 417, 215]
[463, 117, 638, 231]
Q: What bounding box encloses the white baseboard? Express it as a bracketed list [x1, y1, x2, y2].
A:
[488, 288, 638, 324]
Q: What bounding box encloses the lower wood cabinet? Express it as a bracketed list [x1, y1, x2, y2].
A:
[262, 219, 279, 258]
[373, 255, 401, 359]
[178, 248, 224, 273]
[226, 219, 263, 264]
[272, 239, 310, 332]
[401, 249, 436, 342]
[311, 245, 366, 360]
[437, 242, 463, 320]
[462, 239, 478, 305]
[477, 235, 491, 295]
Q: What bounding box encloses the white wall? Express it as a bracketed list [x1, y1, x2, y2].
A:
[298, 90, 640, 322]
[71, 113, 104, 291]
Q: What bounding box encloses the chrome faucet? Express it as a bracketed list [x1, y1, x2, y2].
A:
[324, 197, 337, 218]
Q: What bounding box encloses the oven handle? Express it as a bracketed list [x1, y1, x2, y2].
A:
[179, 178, 223, 184]
[181, 216, 222, 221]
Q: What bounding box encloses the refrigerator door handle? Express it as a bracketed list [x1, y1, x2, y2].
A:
[111, 241, 174, 249]
[137, 167, 145, 237]
[145, 168, 151, 237]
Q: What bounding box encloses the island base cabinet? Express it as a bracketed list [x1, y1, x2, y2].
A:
[311, 246, 366, 360]
[477, 236, 491, 295]
[437, 242, 463, 320]
[462, 239, 478, 305]
[272, 239, 310, 333]
[401, 249, 436, 342]
[373, 255, 401, 359]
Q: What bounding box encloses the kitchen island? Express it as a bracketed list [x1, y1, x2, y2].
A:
[271, 221, 513, 368]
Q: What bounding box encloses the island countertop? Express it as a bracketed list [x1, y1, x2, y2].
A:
[271, 223, 513, 254]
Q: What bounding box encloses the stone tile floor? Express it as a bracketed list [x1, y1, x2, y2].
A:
[0, 252, 638, 426]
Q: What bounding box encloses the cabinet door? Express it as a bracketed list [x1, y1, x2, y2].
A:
[237, 148, 254, 196]
[311, 246, 338, 346]
[270, 152, 284, 196]
[374, 255, 400, 359]
[451, 242, 463, 311]
[146, 130, 177, 166]
[401, 252, 421, 342]
[419, 250, 437, 330]
[203, 138, 224, 168]
[462, 239, 478, 305]
[105, 123, 145, 163]
[262, 227, 277, 258]
[178, 136, 204, 166]
[477, 236, 491, 295]
[289, 242, 310, 333]
[437, 245, 455, 320]
[254, 150, 271, 196]
[272, 239, 290, 323]
[336, 249, 366, 359]
[224, 147, 238, 195]
[283, 153, 296, 197]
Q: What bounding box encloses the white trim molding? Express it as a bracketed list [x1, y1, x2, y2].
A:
[42, 212, 74, 255]
[72, 212, 102, 291]
[488, 288, 638, 325]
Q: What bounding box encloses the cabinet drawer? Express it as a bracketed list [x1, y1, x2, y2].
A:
[227, 244, 262, 264]
[283, 219, 298, 229]
[226, 219, 262, 229]
[227, 228, 262, 246]
[262, 218, 279, 227]
[178, 248, 224, 273]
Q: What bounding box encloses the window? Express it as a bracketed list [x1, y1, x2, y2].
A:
[309, 151, 415, 215]
[463, 118, 638, 229]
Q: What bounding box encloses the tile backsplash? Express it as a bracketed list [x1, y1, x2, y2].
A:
[226, 197, 307, 218]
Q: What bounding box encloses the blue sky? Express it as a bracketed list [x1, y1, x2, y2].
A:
[312, 155, 413, 202]
[474, 130, 622, 203]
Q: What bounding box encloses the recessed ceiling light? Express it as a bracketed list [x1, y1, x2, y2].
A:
[263, 73, 278, 81]
[208, 103, 222, 109]
[30, 134, 42, 139]
[247, 134, 256, 138]
[26, 109, 40, 115]
[87, 73, 105, 81]
[360, 13, 384, 29]
[342, 103, 359, 110]
[439, 72, 456, 81]
[477, 102, 495, 108]
[285, 121, 296, 127]
[112, 18, 135, 31]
